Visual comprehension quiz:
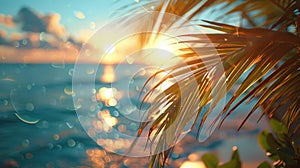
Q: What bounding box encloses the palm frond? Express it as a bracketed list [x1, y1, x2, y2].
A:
[116, 0, 300, 167]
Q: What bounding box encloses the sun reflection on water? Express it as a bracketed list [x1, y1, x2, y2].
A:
[98, 110, 118, 127]
[96, 87, 121, 107]
[86, 149, 106, 168]
[100, 65, 116, 83]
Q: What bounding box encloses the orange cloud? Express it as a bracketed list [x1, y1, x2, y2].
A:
[79, 29, 94, 43]
[10, 32, 24, 41]
[42, 13, 66, 38]
[0, 29, 7, 38]
[0, 14, 16, 27]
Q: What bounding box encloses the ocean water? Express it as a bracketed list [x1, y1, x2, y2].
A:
[0, 63, 269, 168]
[0, 63, 154, 167]
[0, 63, 90, 167]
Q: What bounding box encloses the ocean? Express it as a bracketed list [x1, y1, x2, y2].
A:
[0, 63, 269, 168]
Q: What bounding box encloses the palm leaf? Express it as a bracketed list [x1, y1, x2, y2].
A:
[116, 0, 300, 167]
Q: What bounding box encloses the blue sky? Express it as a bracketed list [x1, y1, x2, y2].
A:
[0, 0, 132, 40]
[0, 0, 232, 41]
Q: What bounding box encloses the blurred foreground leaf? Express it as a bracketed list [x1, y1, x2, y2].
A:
[201, 147, 241, 168]
[202, 153, 219, 168]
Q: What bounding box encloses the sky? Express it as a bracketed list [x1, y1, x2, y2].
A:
[0, 0, 230, 42]
[0, 0, 133, 41]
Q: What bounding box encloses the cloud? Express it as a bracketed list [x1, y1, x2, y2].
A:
[79, 29, 93, 43]
[15, 7, 66, 38]
[42, 13, 66, 38]
[0, 14, 16, 27]
[0, 29, 9, 45]
[0, 29, 7, 37]
[10, 32, 24, 41]
[15, 7, 47, 32]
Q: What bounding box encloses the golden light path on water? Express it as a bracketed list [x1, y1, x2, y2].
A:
[100, 65, 116, 83]
[78, 33, 184, 157]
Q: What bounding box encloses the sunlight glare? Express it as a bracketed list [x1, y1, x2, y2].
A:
[180, 161, 206, 168]
[142, 34, 182, 66]
[160, 80, 173, 91]
[105, 45, 115, 54]
[154, 38, 174, 53]
[96, 87, 121, 107]
[100, 65, 116, 83]
[98, 87, 115, 100]
[97, 110, 119, 129]
[104, 116, 118, 127]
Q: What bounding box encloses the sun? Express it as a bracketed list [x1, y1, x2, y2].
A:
[138, 34, 183, 66]
[98, 33, 183, 66]
[152, 35, 175, 53]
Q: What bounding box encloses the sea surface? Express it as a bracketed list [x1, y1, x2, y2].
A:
[0, 63, 270, 168]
